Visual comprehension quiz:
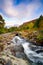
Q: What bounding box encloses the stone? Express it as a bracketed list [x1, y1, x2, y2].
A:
[16, 52, 26, 59]
[6, 59, 12, 65]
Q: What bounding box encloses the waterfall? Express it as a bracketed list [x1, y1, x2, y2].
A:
[12, 36, 43, 63]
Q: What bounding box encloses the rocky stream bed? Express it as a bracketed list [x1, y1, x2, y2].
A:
[0, 33, 43, 65]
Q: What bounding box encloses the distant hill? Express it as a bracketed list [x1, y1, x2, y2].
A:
[19, 15, 43, 31]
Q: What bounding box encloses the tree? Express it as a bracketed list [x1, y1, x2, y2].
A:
[0, 15, 5, 28]
[0, 15, 6, 34]
[8, 27, 18, 32]
[33, 15, 43, 28]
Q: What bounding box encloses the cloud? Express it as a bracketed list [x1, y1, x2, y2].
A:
[0, 0, 42, 26]
[2, 0, 18, 17]
[2, 0, 41, 18]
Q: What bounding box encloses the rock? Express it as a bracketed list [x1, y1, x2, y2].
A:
[7, 42, 11, 45]
[0, 54, 29, 65]
[0, 58, 6, 65]
[0, 43, 5, 52]
[0, 34, 30, 65]
[6, 59, 12, 65]
[12, 44, 24, 52]
[16, 52, 26, 59]
[4, 44, 24, 56]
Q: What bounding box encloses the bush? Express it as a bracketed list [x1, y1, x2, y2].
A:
[0, 28, 7, 34]
[37, 34, 43, 40]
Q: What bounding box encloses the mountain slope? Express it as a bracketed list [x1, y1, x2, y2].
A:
[19, 15, 43, 45]
[19, 15, 43, 31]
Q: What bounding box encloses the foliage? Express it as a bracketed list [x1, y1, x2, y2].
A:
[28, 22, 34, 29]
[8, 27, 19, 32]
[0, 15, 5, 28]
[33, 15, 43, 28]
[37, 34, 43, 40]
[0, 28, 4, 34]
[35, 30, 43, 45]
[19, 25, 29, 31]
[39, 30, 43, 33]
[0, 15, 6, 34]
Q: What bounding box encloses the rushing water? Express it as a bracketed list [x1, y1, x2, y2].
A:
[12, 36, 43, 65]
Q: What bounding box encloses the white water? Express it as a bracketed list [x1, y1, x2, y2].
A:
[12, 36, 43, 63]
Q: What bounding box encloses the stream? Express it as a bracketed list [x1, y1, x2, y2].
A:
[12, 36, 43, 65]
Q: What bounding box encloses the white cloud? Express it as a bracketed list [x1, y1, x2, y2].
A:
[2, 0, 41, 17]
[3, 0, 18, 17]
[1, 0, 42, 26]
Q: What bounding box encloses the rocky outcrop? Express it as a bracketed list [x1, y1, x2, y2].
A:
[0, 54, 29, 65]
[0, 43, 29, 65]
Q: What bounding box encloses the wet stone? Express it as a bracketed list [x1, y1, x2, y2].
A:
[6, 59, 12, 65]
[16, 52, 26, 59]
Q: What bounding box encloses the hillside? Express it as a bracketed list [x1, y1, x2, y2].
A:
[19, 15, 43, 31]
[18, 15, 43, 45]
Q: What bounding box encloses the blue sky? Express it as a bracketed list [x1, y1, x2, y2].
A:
[0, 0, 43, 26]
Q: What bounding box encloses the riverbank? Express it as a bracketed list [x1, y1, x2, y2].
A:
[0, 33, 30, 65]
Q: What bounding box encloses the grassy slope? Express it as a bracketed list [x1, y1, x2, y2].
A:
[19, 19, 43, 31]
[18, 16, 43, 45]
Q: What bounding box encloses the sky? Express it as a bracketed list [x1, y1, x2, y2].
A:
[0, 0, 43, 27]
